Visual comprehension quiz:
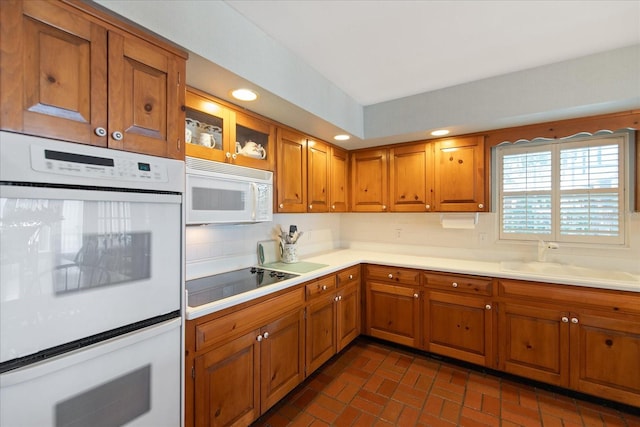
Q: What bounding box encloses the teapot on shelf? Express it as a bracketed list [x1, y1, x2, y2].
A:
[236, 141, 266, 159]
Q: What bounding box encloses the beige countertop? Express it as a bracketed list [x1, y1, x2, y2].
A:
[185, 249, 640, 320]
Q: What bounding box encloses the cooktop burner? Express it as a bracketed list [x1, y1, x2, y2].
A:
[186, 267, 299, 307]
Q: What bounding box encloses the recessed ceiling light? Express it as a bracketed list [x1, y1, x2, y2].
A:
[231, 88, 258, 101]
[431, 129, 450, 136]
[334, 134, 350, 141]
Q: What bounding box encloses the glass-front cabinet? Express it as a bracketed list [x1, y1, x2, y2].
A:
[185, 88, 275, 171]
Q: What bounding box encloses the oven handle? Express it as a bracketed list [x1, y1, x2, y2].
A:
[0, 318, 181, 387]
[250, 182, 257, 221]
[0, 185, 181, 204]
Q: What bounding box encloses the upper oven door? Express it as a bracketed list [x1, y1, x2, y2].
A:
[0, 185, 182, 364]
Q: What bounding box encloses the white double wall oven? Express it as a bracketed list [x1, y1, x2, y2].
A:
[0, 132, 185, 426]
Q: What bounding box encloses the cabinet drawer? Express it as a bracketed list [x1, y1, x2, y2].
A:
[195, 287, 304, 351]
[498, 279, 640, 315]
[424, 272, 492, 296]
[336, 266, 360, 287]
[365, 264, 420, 286]
[306, 275, 336, 300]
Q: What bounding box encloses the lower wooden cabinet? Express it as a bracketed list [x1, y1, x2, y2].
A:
[497, 279, 640, 407]
[305, 267, 361, 374]
[364, 265, 422, 347]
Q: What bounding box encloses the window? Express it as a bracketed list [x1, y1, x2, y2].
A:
[496, 133, 628, 245]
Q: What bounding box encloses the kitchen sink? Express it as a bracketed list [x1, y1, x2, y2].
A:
[500, 261, 639, 283]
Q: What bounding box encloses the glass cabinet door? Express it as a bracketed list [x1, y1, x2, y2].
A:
[185, 90, 229, 163]
[232, 111, 275, 171]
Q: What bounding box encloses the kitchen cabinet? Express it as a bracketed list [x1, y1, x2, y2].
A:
[1, 0, 187, 160]
[330, 146, 349, 212]
[307, 138, 331, 212]
[185, 88, 275, 170]
[351, 149, 389, 212]
[433, 135, 486, 211]
[276, 128, 307, 212]
[390, 142, 434, 212]
[305, 266, 361, 374]
[364, 264, 421, 347]
[497, 279, 640, 407]
[423, 272, 495, 367]
[185, 288, 305, 427]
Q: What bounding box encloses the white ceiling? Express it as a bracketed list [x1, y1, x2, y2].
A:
[224, 0, 640, 106]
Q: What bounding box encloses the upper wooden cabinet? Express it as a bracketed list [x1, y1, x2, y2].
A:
[351, 148, 389, 212]
[330, 146, 349, 212]
[433, 135, 486, 211]
[307, 139, 331, 213]
[0, 0, 187, 160]
[185, 88, 275, 170]
[276, 128, 308, 212]
[390, 142, 434, 212]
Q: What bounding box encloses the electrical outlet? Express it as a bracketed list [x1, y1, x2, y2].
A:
[478, 232, 488, 243]
[395, 228, 402, 239]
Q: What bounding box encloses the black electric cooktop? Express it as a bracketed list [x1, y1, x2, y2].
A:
[186, 267, 299, 307]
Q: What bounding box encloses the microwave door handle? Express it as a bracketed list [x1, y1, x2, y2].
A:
[250, 183, 257, 221]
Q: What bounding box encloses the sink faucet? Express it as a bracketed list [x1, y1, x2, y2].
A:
[538, 240, 559, 262]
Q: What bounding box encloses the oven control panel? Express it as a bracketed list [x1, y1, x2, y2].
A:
[30, 145, 169, 183]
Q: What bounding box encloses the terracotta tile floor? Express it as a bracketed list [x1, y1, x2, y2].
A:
[253, 338, 640, 427]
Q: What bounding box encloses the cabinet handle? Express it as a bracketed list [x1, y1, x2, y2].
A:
[485, 304, 492, 310]
[226, 152, 232, 158]
[232, 153, 237, 160]
[561, 316, 569, 323]
[413, 293, 419, 299]
[94, 127, 107, 137]
[256, 334, 263, 342]
[382, 205, 387, 210]
[331, 205, 336, 210]
[452, 282, 458, 288]
[263, 332, 269, 339]
[571, 317, 579, 324]
[309, 204, 313, 210]
[425, 204, 430, 210]
[111, 131, 123, 141]
[279, 203, 284, 209]
[334, 296, 339, 302]
[338, 295, 342, 301]
[348, 274, 353, 280]
[478, 203, 484, 209]
[322, 285, 327, 291]
[388, 273, 393, 279]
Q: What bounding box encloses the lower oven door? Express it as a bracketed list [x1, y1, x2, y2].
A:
[0, 318, 181, 426]
[0, 185, 182, 364]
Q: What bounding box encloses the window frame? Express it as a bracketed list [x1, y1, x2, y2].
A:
[495, 132, 629, 246]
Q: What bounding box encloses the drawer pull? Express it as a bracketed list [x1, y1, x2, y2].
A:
[571, 317, 579, 324]
[322, 285, 327, 291]
[349, 274, 353, 280]
[256, 334, 263, 342]
[452, 282, 458, 288]
[561, 316, 569, 323]
[485, 304, 492, 310]
[413, 293, 419, 299]
[388, 273, 393, 279]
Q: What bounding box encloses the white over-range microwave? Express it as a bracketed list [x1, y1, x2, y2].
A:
[185, 156, 273, 224]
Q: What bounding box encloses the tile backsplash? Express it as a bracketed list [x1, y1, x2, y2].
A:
[185, 211, 640, 279]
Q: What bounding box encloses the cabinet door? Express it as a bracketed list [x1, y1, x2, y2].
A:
[185, 89, 230, 163]
[570, 312, 640, 407]
[232, 111, 275, 171]
[194, 330, 260, 427]
[498, 303, 570, 387]
[330, 146, 349, 212]
[426, 291, 493, 366]
[351, 149, 388, 212]
[306, 293, 337, 374]
[307, 139, 331, 213]
[337, 281, 361, 352]
[108, 31, 184, 159]
[276, 128, 307, 212]
[1, 0, 108, 146]
[434, 135, 485, 212]
[260, 309, 305, 412]
[390, 142, 433, 212]
[365, 281, 420, 347]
